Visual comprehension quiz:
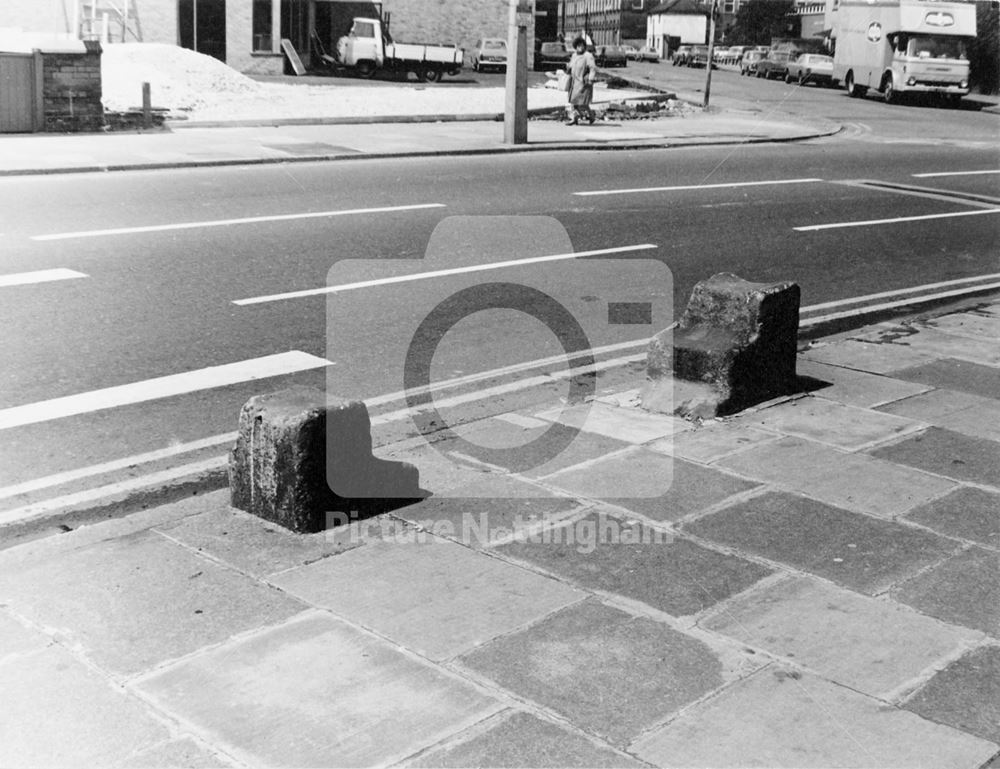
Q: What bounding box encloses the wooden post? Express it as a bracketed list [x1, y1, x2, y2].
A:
[142, 81, 152, 128]
[33, 50, 45, 132]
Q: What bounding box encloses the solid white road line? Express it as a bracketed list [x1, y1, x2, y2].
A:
[801, 272, 1000, 312]
[794, 208, 1000, 232]
[0, 351, 330, 432]
[913, 170, 1000, 178]
[0, 268, 88, 288]
[0, 456, 228, 527]
[30, 204, 446, 241]
[573, 178, 824, 197]
[800, 281, 1000, 327]
[233, 244, 659, 306]
[0, 433, 237, 502]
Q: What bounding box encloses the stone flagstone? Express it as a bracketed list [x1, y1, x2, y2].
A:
[800, 339, 938, 375]
[871, 427, 1000, 487]
[889, 357, 1000, 401]
[700, 576, 981, 698]
[459, 600, 725, 747]
[272, 537, 584, 661]
[717, 436, 955, 518]
[136, 611, 501, 768]
[796, 358, 931, 409]
[631, 666, 998, 768]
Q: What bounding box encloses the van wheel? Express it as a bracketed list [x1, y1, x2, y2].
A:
[425, 67, 443, 83]
[882, 75, 896, 104]
[356, 60, 376, 79]
[785, 72, 794, 83]
[845, 71, 862, 97]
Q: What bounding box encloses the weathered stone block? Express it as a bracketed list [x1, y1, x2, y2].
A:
[229, 387, 422, 533]
[643, 273, 800, 418]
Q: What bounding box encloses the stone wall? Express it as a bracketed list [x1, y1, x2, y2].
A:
[41, 40, 104, 132]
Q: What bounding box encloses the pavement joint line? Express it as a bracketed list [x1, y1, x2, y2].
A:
[793, 206, 1000, 232]
[886, 638, 998, 708]
[0, 268, 88, 288]
[232, 243, 659, 306]
[0, 351, 332, 432]
[29, 203, 447, 241]
[573, 177, 824, 196]
[913, 169, 1000, 178]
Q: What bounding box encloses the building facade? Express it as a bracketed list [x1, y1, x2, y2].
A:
[646, 0, 707, 57]
[560, 0, 649, 46]
[1, 0, 529, 74]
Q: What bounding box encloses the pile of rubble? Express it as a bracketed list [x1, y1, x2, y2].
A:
[532, 98, 696, 121]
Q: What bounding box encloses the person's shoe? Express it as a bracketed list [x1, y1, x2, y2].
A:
[565, 117, 579, 125]
[587, 113, 596, 124]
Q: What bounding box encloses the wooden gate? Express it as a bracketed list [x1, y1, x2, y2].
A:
[0, 52, 42, 133]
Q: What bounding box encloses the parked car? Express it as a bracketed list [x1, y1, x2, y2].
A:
[635, 45, 660, 62]
[687, 45, 711, 68]
[623, 44, 640, 60]
[596, 44, 628, 67]
[755, 50, 792, 79]
[740, 49, 765, 75]
[785, 52, 833, 85]
[672, 45, 693, 66]
[534, 41, 571, 71]
[471, 38, 507, 72]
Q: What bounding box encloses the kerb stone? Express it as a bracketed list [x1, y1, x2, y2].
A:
[229, 386, 421, 533]
[643, 273, 800, 418]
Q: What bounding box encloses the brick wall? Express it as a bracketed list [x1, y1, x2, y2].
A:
[382, 0, 535, 65]
[41, 40, 104, 131]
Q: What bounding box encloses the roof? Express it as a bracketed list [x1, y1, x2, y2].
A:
[648, 0, 710, 16]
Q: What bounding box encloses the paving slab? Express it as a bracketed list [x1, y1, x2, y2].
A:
[800, 339, 938, 375]
[895, 547, 1000, 637]
[154, 505, 361, 577]
[879, 388, 1000, 443]
[0, 645, 170, 768]
[717, 436, 955, 518]
[905, 645, 1000, 745]
[895, 327, 1000, 367]
[904, 486, 1000, 549]
[272, 537, 583, 661]
[409, 710, 643, 768]
[392, 470, 584, 539]
[796, 358, 932, 409]
[0, 610, 49, 662]
[655, 422, 780, 464]
[701, 576, 981, 697]
[543, 449, 758, 521]
[137, 611, 501, 768]
[742, 396, 924, 450]
[534, 401, 690, 445]
[925, 312, 1000, 340]
[631, 665, 998, 768]
[121, 738, 234, 768]
[459, 600, 724, 747]
[685, 491, 958, 594]
[889, 358, 1000, 402]
[0, 531, 306, 678]
[499, 513, 772, 616]
[871, 427, 1000, 487]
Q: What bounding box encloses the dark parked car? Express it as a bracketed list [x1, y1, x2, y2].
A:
[756, 50, 793, 79]
[672, 45, 693, 66]
[740, 49, 765, 75]
[687, 45, 711, 68]
[534, 41, 571, 71]
[596, 44, 628, 67]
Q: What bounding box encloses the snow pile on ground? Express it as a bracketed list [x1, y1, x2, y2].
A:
[102, 43, 263, 112]
[101, 43, 652, 121]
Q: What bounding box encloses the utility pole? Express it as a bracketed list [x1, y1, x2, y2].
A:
[703, 0, 718, 108]
[504, 0, 531, 144]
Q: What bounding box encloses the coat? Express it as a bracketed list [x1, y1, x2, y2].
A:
[567, 51, 597, 107]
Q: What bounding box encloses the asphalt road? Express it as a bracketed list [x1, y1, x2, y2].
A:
[1, 66, 998, 501]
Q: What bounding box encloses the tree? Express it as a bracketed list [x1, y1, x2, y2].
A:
[728, 0, 799, 46]
[969, 1, 999, 94]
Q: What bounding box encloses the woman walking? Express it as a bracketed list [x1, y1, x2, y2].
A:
[565, 36, 597, 125]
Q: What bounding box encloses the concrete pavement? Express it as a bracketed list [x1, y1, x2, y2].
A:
[1, 107, 839, 176]
[2, 299, 999, 768]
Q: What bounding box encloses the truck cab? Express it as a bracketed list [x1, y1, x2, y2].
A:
[336, 18, 386, 77]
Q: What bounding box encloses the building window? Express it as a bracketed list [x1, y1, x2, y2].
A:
[253, 0, 272, 52]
